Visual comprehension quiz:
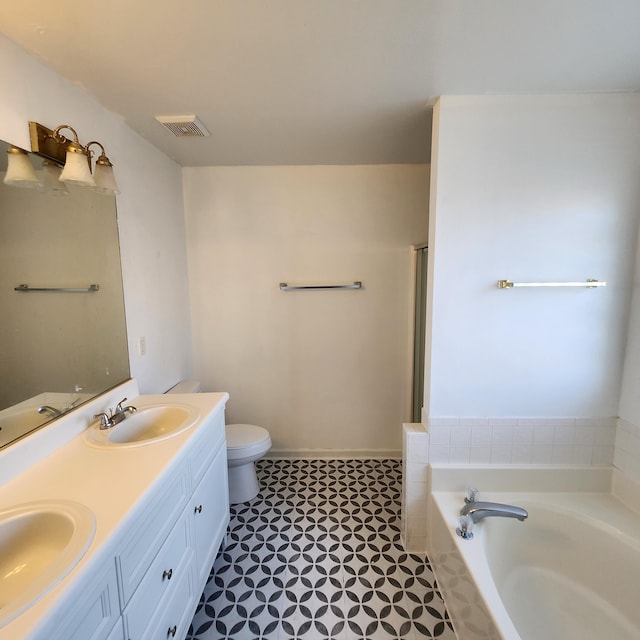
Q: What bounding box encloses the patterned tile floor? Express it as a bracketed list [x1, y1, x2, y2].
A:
[187, 459, 456, 640]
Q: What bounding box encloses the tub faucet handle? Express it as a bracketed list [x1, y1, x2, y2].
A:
[456, 515, 475, 539]
[465, 487, 480, 504]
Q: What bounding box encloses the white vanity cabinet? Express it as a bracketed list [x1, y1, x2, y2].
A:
[0, 386, 230, 640]
[54, 402, 226, 640]
[117, 408, 229, 640]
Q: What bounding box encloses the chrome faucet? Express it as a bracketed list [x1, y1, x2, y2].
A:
[460, 501, 528, 524]
[37, 405, 62, 418]
[114, 398, 137, 419]
[63, 396, 84, 412]
[94, 398, 137, 429]
[456, 488, 528, 539]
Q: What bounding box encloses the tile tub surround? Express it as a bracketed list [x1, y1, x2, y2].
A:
[187, 459, 455, 640]
[402, 425, 430, 553]
[426, 417, 616, 466]
[401, 418, 617, 553]
[614, 418, 640, 484]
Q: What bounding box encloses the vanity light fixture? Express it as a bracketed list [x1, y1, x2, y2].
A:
[86, 141, 120, 195]
[28, 121, 119, 194]
[3, 145, 40, 188]
[53, 125, 95, 187]
[40, 160, 69, 196]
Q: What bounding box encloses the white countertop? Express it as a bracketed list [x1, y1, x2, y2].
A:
[0, 380, 229, 640]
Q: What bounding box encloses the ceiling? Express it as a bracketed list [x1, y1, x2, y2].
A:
[1, 1, 640, 167]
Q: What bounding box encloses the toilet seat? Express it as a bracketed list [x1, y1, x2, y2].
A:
[226, 424, 271, 461]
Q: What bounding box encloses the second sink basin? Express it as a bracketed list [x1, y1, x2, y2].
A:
[0, 501, 95, 628]
[86, 403, 201, 447]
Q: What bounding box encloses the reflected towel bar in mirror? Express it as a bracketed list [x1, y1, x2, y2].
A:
[279, 281, 362, 291]
[497, 279, 606, 289]
[15, 284, 100, 293]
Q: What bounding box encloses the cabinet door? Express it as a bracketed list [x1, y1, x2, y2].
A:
[44, 558, 120, 640]
[189, 408, 225, 488]
[191, 444, 229, 587]
[105, 619, 124, 640]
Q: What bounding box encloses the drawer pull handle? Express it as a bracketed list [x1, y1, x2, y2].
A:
[194, 504, 203, 514]
[167, 625, 177, 637]
[162, 568, 173, 581]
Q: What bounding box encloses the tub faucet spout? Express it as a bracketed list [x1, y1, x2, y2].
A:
[460, 501, 528, 524]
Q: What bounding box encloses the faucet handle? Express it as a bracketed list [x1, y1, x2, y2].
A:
[114, 398, 128, 413]
[465, 487, 480, 504]
[456, 515, 475, 539]
[93, 412, 113, 429]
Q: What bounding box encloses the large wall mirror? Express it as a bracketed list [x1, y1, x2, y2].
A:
[0, 138, 130, 448]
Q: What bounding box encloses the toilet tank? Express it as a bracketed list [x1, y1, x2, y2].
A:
[166, 380, 201, 394]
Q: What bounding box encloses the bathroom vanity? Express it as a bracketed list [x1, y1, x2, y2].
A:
[0, 380, 229, 640]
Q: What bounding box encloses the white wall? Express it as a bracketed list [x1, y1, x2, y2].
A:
[183, 165, 429, 454]
[617, 179, 640, 483]
[403, 94, 640, 505]
[0, 34, 193, 393]
[619, 228, 640, 424]
[426, 94, 640, 420]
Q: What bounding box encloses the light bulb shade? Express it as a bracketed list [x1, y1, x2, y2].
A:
[40, 161, 69, 196]
[93, 162, 120, 195]
[59, 149, 95, 186]
[4, 147, 40, 188]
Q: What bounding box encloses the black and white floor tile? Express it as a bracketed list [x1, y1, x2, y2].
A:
[187, 459, 456, 640]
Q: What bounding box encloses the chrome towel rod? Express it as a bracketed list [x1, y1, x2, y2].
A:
[497, 279, 605, 289]
[15, 284, 100, 293]
[279, 281, 362, 291]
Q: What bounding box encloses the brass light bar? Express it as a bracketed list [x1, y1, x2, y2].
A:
[29, 121, 71, 165]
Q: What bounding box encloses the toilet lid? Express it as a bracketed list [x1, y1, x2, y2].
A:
[226, 424, 270, 449]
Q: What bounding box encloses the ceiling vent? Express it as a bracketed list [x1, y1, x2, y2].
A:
[155, 115, 210, 137]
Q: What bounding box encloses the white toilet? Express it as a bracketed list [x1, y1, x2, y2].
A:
[225, 424, 272, 504]
[166, 381, 272, 504]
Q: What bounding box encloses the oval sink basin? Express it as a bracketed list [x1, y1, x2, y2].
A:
[86, 404, 201, 447]
[0, 501, 95, 628]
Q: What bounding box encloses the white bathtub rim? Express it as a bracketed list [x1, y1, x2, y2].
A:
[476, 492, 640, 548]
[430, 491, 522, 640]
[612, 467, 640, 515]
[428, 463, 612, 493]
[431, 490, 640, 640]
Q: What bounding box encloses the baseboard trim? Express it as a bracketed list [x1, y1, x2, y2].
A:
[266, 448, 401, 460]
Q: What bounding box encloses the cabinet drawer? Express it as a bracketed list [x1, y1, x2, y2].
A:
[141, 562, 197, 640]
[116, 468, 190, 606]
[189, 408, 225, 488]
[124, 506, 192, 640]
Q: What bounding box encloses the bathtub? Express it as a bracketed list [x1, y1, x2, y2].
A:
[429, 481, 640, 640]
